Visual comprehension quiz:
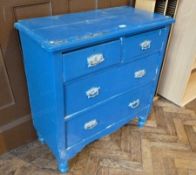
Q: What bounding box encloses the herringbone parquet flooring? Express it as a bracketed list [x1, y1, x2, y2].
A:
[0, 98, 196, 175]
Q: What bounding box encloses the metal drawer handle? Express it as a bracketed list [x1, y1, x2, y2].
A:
[140, 40, 151, 50]
[84, 119, 98, 130]
[87, 53, 104, 67]
[128, 99, 140, 109]
[134, 69, 146, 78]
[86, 87, 100, 98]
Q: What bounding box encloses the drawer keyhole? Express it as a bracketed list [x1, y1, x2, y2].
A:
[87, 53, 104, 67]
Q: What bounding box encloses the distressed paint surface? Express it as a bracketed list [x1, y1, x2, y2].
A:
[15, 6, 174, 173]
[15, 6, 174, 52]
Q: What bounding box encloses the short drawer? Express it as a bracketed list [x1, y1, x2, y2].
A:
[63, 40, 121, 81]
[66, 83, 154, 147]
[64, 53, 160, 115]
[123, 29, 165, 62]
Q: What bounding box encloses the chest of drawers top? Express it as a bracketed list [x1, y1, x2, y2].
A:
[15, 6, 174, 53]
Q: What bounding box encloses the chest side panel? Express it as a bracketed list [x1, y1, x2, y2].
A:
[19, 32, 65, 159]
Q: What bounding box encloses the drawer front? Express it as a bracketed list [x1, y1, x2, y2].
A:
[123, 29, 164, 62]
[65, 53, 160, 115]
[63, 40, 121, 81]
[66, 83, 154, 147]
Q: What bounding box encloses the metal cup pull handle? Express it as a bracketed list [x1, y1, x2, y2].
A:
[134, 69, 146, 78]
[140, 40, 151, 50]
[87, 53, 104, 67]
[86, 87, 100, 98]
[84, 119, 98, 130]
[128, 99, 140, 109]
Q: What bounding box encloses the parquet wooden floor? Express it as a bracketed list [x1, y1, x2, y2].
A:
[0, 98, 195, 175]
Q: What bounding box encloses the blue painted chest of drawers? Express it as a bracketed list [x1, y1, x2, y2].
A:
[15, 6, 174, 173]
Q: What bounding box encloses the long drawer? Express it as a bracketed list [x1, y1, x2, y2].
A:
[64, 53, 160, 115]
[66, 83, 154, 147]
[63, 40, 121, 81]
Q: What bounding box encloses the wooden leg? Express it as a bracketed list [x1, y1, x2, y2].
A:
[37, 132, 45, 144]
[137, 106, 152, 128]
[138, 116, 147, 128]
[58, 161, 69, 173]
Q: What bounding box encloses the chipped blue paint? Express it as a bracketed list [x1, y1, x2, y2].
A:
[15, 6, 174, 52]
[15, 6, 174, 173]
